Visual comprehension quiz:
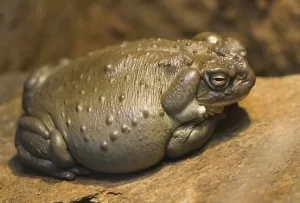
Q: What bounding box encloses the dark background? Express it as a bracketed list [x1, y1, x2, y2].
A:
[0, 0, 299, 76]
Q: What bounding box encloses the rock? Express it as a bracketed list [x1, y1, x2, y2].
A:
[0, 74, 300, 203]
[114, 0, 300, 76]
[0, 0, 133, 73]
[0, 0, 299, 76]
[0, 73, 27, 105]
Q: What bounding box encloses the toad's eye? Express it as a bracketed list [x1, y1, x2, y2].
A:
[205, 72, 229, 90]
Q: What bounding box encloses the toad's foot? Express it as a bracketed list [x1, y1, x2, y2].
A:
[15, 116, 91, 180]
[166, 115, 223, 158]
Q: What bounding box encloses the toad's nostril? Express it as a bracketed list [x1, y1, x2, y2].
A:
[237, 72, 247, 80]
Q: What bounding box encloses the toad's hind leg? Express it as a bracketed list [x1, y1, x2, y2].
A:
[16, 144, 76, 180]
[15, 116, 91, 180]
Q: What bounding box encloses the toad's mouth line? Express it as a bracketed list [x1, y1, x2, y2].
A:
[197, 93, 248, 109]
[203, 106, 224, 118]
[199, 96, 246, 118]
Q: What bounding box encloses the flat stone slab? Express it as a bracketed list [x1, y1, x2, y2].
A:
[0, 74, 299, 203]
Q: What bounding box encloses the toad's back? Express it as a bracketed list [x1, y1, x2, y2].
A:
[24, 39, 202, 172]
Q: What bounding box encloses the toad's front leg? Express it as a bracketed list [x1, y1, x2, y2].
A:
[166, 116, 223, 158]
[161, 68, 206, 123]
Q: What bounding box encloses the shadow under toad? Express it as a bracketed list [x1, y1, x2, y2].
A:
[8, 155, 164, 187]
[8, 103, 250, 187]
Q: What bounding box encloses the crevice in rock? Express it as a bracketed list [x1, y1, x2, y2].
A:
[106, 191, 123, 196]
[69, 193, 98, 203]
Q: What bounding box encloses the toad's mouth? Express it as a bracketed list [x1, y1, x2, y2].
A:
[197, 91, 250, 107]
[203, 106, 224, 118]
[199, 95, 247, 118]
[197, 93, 248, 116]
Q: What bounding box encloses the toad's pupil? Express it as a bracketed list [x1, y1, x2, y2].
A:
[208, 73, 229, 89]
[214, 77, 225, 81]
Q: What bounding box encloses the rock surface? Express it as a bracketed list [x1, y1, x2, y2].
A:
[0, 0, 299, 76]
[0, 74, 300, 203]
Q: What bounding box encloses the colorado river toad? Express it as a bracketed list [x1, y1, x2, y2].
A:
[15, 32, 256, 180]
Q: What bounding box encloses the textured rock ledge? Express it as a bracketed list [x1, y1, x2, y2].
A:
[0, 74, 299, 203]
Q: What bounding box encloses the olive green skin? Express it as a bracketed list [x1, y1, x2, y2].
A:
[15, 32, 256, 178]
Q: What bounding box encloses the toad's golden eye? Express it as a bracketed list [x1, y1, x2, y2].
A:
[205, 72, 229, 90]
